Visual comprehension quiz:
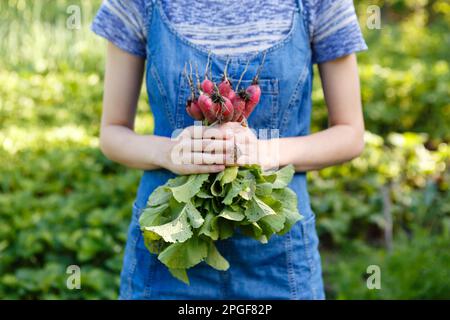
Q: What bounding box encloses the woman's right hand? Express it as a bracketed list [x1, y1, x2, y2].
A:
[161, 125, 235, 175]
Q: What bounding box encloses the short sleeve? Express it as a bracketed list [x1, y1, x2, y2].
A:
[308, 0, 368, 64]
[91, 0, 149, 58]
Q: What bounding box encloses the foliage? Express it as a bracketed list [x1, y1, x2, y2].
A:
[139, 165, 300, 283]
[0, 0, 449, 299]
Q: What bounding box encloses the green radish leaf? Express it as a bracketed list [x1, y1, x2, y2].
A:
[255, 182, 273, 197]
[211, 174, 226, 197]
[239, 179, 256, 200]
[272, 165, 295, 189]
[199, 213, 219, 240]
[196, 189, 213, 199]
[261, 172, 277, 184]
[260, 213, 286, 234]
[218, 208, 245, 221]
[211, 197, 223, 214]
[147, 186, 172, 207]
[158, 236, 208, 269]
[221, 166, 238, 185]
[259, 195, 282, 212]
[193, 196, 205, 207]
[168, 268, 190, 285]
[169, 174, 209, 203]
[144, 209, 193, 243]
[244, 196, 277, 222]
[139, 203, 170, 227]
[272, 188, 302, 235]
[185, 202, 204, 229]
[218, 220, 235, 240]
[239, 222, 267, 242]
[205, 241, 229, 271]
[223, 180, 244, 205]
[143, 231, 164, 254]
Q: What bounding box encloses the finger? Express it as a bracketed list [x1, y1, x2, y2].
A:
[203, 126, 233, 140]
[179, 125, 206, 140]
[181, 164, 225, 174]
[196, 152, 229, 165]
[177, 138, 234, 154]
[181, 152, 227, 165]
[202, 139, 235, 154]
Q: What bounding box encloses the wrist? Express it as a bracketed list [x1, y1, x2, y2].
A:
[147, 136, 175, 170]
[257, 139, 279, 170]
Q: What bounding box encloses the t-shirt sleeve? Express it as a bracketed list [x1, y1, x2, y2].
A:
[91, 0, 149, 58]
[309, 0, 368, 64]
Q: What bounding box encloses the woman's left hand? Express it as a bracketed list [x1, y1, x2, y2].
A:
[219, 122, 279, 170]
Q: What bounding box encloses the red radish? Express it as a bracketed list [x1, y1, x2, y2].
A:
[218, 58, 233, 98]
[218, 78, 232, 97]
[243, 84, 261, 118]
[220, 97, 234, 122]
[226, 89, 237, 102]
[198, 94, 218, 123]
[186, 98, 204, 121]
[231, 95, 245, 122]
[201, 79, 214, 95]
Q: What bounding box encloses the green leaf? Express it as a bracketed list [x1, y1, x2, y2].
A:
[218, 208, 245, 221]
[205, 241, 229, 271]
[244, 196, 277, 222]
[144, 208, 193, 243]
[239, 222, 267, 243]
[211, 172, 226, 197]
[142, 231, 164, 254]
[261, 172, 277, 183]
[223, 180, 244, 205]
[198, 213, 219, 240]
[196, 189, 213, 199]
[218, 220, 235, 240]
[158, 236, 208, 269]
[168, 268, 190, 285]
[260, 213, 286, 234]
[211, 197, 223, 214]
[139, 203, 170, 227]
[272, 188, 302, 234]
[169, 174, 209, 203]
[185, 202, 204, 229]
[272, 165, 295, 189]
[147, 186, 172, 207]
[221, 166, 238, 185]
[239, 179, 256, 200]
[256, 182, 273, 197]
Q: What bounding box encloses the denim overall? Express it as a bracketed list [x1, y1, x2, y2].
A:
[119, 0, 325, 300]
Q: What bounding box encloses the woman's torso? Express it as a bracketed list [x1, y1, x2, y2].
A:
[121, 0, 324, 299]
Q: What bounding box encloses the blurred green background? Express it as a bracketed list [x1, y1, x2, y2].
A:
[0, 0, 449, 299]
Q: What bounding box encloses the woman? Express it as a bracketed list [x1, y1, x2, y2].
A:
[92, 0, 367, 299]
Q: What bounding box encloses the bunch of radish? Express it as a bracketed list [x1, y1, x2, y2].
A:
[184, 53, 266, 126]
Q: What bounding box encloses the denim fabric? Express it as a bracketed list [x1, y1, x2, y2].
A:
[119, 0, 325, 300]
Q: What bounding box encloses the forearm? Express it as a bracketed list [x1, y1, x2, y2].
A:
[99, 124, 171, 170]
[276, 124, 365, 172]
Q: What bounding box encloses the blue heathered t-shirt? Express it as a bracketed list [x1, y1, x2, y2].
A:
[92, 0, 367, 63]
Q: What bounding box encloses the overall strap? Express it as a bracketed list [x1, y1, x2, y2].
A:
[295, 0, 304, 14]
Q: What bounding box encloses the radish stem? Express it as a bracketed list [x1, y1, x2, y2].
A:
[254, 50, 267, 83]
[236, 58, 250, 92]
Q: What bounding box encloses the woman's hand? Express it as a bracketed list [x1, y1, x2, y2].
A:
[162, 125, 235, 175]
[219, 122, 279, 170]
